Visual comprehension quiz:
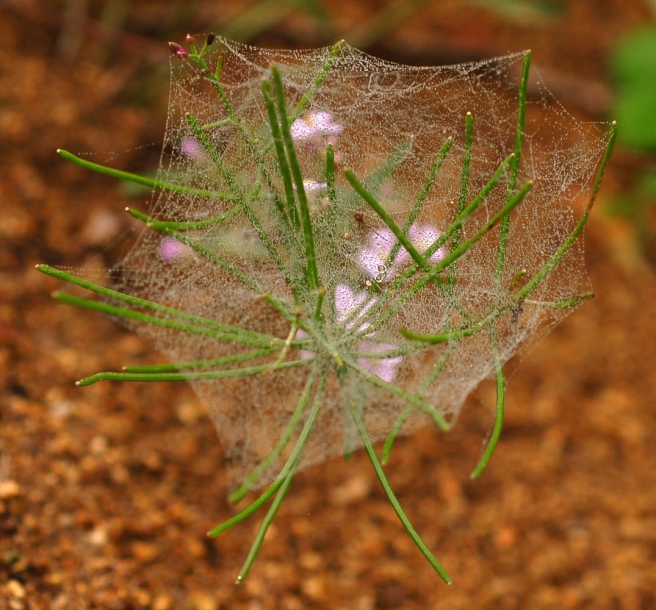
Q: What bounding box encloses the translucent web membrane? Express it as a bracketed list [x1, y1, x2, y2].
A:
[41, 35, 616, 583]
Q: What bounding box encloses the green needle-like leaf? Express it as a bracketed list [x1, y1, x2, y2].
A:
[57, 149, 239, 201]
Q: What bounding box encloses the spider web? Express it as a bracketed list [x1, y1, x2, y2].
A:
[107, 38, 610, 489]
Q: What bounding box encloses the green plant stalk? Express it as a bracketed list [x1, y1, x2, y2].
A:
[165, 228, 307, 341]
[77, 356, 311, 386]
[126, 203, 242, 231]
[344, 170, 430, 271]
[385, 137, 453, 267]
[347, 397, 452, 585]
[56, 149, 238, 202]
[399, 286, 597, 346]
[341, 151, 513, 332]
[208, 363, 326, 538]
[262, 293, 344, 369]
[513, 121, 617, 301]
[454, 113, 474, 241]
[382, 343, 454, 463]
[469, 329, 505, 479]
[236, 451, 296, 583]
[290, 40, 345, 121]
[448, 112, 474, 291]
[186, 113, 293, 284]
[143, 223, 263, 293]
[37, 265, 272, 342]
[262, 79, 300, 228]
[195, 51, 297, 246]
[123, 348, 280, 373]
[356, 180, 533, 337]
[53, 292, 266, 348]
[236, 368, 328, 583]
[395, 118, 613, 346]
[192, 39, 342, 204]
[229, 362, 319, 503]
[360, 140, 413, 200]
[495, 51, 531, 292]
[525, 292, 594, 309]
[272, 65, 320, 292]
[344, 357, 449, 431]
[326, 144, 336, 205]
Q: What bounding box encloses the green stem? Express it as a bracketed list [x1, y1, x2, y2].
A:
[347, 401, 452, 584]
[290, 40, 345, 121]
[262, 79, 299, 228]
[207, 364, 326, 536]
[234, 365, 328, 583]
[345, 170, 430, 271]
[186, 113, 294, 285]
[126, 203, 242, 231]
[77, 357, 312, 386]
[382, 344, 453, 463]
[385, 137, 453, 268]
[229, 363, 319, 503]
[123, 348, 280, 373]
[344, 357, 449, 431]
[326, 144, 336, 205]
[38, 265, 273, 343]
[341, 152, 513, 333]
[271, 65, 319, 292]
[448, 112, 474, 288]
[52, 291, 287, 352]
[470, 330, 505, 479]
[514, 121, 617, 301]
[56, 149, 238, 202]
[495, 51, 531, 292]
[358, 181, 533, 336]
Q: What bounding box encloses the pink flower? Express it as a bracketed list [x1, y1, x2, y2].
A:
[179, 137, 207, 160]
[159, 237, 193, 262]
[168, 42, 188, 59]
[334, 283, 402, 383]
[357, 224, 445, 282]
[298, 284, 401, 383]
[290, 111, 343, 141]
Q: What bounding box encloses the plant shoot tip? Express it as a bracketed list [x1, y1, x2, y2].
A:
[75, 381, 81, 387]
[56, 148, 62, 154]
[466, 111, 472, 116]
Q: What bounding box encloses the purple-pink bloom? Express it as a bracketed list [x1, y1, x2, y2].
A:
[357, 224, 445, 282]
[290, 111, 343, 141]
[159, 237, 193, 262]
[179, 136, 206, 159]
[168, 42, 188, 59]
[296, 284, 402, 383]
[335, 284, 402, 383]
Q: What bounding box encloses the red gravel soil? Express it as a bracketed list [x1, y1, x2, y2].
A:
[1, 1, 656, 609]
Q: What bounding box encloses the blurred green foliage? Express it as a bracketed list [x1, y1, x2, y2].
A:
[611, 27, 656, 152]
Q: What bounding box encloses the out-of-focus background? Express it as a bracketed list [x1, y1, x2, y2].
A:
[1, 1, 656, 608]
